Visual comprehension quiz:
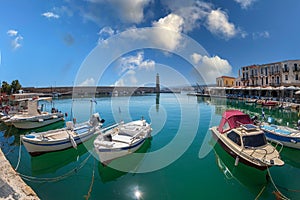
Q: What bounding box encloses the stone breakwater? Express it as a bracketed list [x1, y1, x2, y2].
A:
[0, 149, 39, 200]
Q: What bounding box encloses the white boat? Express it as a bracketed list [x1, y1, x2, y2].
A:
[5, 97, 64, 129]
[21, 113, 104, 156]
[94, 119, 152, 164]
[260, 123, 300, 150]
[210, 110, 284, 170]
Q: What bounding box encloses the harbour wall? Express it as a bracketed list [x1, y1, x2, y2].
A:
[0, 149, 39, 199]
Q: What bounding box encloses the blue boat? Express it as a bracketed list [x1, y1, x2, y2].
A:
[260, 124, 300, 149]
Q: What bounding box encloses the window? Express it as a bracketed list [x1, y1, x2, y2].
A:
[261, 78, 264, 85]
[242, 134, 267, 148]
[265, 68, 268, 75]
[295, 63, 298, 71]
[266, 77, 268, 84]
[296, 74, 299, 81]
[285, 75, 288, 81]
[277, 76, 280, 84]
[227, 131, 241, 146]
[223, 122, 230, 132]
[284, 64, 288, 72]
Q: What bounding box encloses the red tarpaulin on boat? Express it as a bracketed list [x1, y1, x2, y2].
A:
[217, 110, 253, 133]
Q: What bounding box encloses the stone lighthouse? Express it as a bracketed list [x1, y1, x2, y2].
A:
[156, 73, 160, 93]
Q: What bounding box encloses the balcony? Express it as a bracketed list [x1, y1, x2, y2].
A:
[293, 68, 299, 72]
[283, 69, 289, 73]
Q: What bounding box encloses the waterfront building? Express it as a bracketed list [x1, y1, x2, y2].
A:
[237, 59, 300, 88]
[216, 76, 235, 87]
[281, 60, 300, 87]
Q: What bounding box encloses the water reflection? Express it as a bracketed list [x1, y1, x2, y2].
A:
[280, 148, 300, 169]
[197, 97, 298, 127]
[212, 141, 268, 198]
[97, 138, 152, 183]
[30, 139, 92, 176]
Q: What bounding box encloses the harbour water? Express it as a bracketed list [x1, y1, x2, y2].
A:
[1, 93, 300, 200]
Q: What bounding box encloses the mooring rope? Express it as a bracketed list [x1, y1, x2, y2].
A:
[17, 153, 92, 183]
[255, 185, 266, 200]
[267, 167, 290, 200]
[14, 136, 22, 171]
[84, 157, 96, 200]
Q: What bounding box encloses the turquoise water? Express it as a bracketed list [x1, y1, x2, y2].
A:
[1, 94, 300, 199]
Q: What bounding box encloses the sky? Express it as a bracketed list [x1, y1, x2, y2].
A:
[0, 0, 299, 88]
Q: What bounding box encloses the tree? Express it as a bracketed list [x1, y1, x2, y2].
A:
[11, 80, 22, 93]
[1, 81, 11, 94]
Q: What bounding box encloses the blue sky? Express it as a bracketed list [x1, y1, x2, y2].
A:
[0, 0, 299, 87]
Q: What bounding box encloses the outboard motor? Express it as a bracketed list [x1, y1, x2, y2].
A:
[90, 113, 104, 127]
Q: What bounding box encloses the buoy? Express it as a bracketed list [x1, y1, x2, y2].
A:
[234, 156, 239, 166]
[65, 112, 68, 117]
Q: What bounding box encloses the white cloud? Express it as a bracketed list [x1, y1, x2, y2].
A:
[80, 78, 95, 86]
[252, 31, 270, 39]
[153, 13, 184, 32]
[114, 78, 125, 86]
[206, 9, 237, 39]
[12, 36, 23, 50]
[85, 0, 152, 24]
[119, 51, 155, 74]
[7, 29, 23, 50]
[111, 51, 156, 86]
[192, 53, 232, 83]
[152, 13, 184, 50]
[191, 53, 202, 64]
[161, 0, 211, 33]
[98, 26, 115, 44]
[42, 12, 60, 19]
[7, 29, 18, 37]
[161, 0, 244, 39]
[234, 0, 257, 9]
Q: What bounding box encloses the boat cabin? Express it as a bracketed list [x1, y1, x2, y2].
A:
[218, 110, 267, 148]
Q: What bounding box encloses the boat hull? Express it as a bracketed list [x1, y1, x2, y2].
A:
[22, 131, 95, 156]
[211, 128, 268, 171]
[12, 116, 64, 129]
[263, 129, 300, 150]
[95, 137, 147, 164]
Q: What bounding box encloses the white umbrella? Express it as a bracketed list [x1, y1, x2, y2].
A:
[279, 86, 286, 90]
[286, 86, 296, 90]
[295, 90, 300, 95]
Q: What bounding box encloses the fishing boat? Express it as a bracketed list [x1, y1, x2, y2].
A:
[94, 118, 152, 164]
[262, 100, 278, 107]
[21, 113, 104, 156]
[245, 98, 257, 104]
[260, 123, 300, 150]
[210, 110, 284, 170]
[5, 97, 64, 129]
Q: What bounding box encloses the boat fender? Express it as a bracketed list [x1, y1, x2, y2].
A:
[65, 112, 68, 117]
[73, 118, 77, 124]
[291, 139, 297, 144]
[270, 159, 274, 165]
[234, 156, 239, 166]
